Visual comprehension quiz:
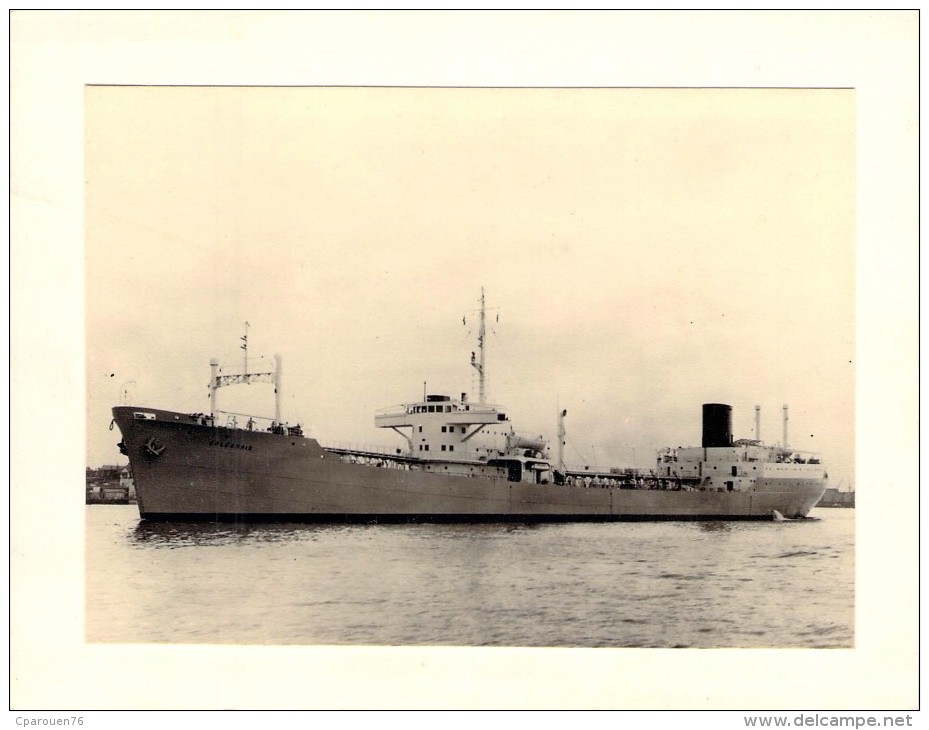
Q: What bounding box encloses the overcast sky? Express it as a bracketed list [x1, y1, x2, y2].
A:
[85, 86, 855, 485]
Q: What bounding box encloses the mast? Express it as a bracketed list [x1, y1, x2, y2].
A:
[274, 353, 282, 425]
[782, 404, 789, 448]
[241, 321, 249, 375]
[208, 330, 281, 421]
[470, 287, 487, 404]
[209, 358, 220, 416]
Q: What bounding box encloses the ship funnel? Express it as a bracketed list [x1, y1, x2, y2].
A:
[755, 405, 761, 441]
[702, 403, 733, 448]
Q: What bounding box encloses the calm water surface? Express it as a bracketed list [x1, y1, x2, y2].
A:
[86, 505, 854, 647]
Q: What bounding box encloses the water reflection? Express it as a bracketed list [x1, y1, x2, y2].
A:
[399, 521, 543, 540]
[129, 520, 347, 547]
[697, 520, 732, 533]
[692, 517, 823, 535]
[129, 517, 544, 548]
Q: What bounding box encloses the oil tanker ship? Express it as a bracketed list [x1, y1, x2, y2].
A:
[111, 293, 827, 522]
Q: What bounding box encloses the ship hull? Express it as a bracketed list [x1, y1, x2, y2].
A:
[113, 407, 826, 522]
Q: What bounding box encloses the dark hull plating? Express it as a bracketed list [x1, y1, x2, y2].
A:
[138, 512, 778, 523]
[113, 406, 826, 522]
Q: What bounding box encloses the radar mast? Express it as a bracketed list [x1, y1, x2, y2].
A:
[470, 287, 487, 404]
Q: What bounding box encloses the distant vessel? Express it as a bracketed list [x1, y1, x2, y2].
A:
[111, 292, 827, 522]
[817, 487, 855, 508]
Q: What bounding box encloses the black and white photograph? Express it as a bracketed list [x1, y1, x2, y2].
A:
[11, 10, 918, 713]
[83, 83, 855, 650]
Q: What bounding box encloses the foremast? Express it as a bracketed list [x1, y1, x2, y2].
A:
[208, 325, 283, 424]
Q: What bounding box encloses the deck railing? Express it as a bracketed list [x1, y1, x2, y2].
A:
[319, 441, 410, 458]
[374, 402, 507, 417]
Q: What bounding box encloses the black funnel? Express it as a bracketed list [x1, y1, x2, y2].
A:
[702, 403, 733, 448]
